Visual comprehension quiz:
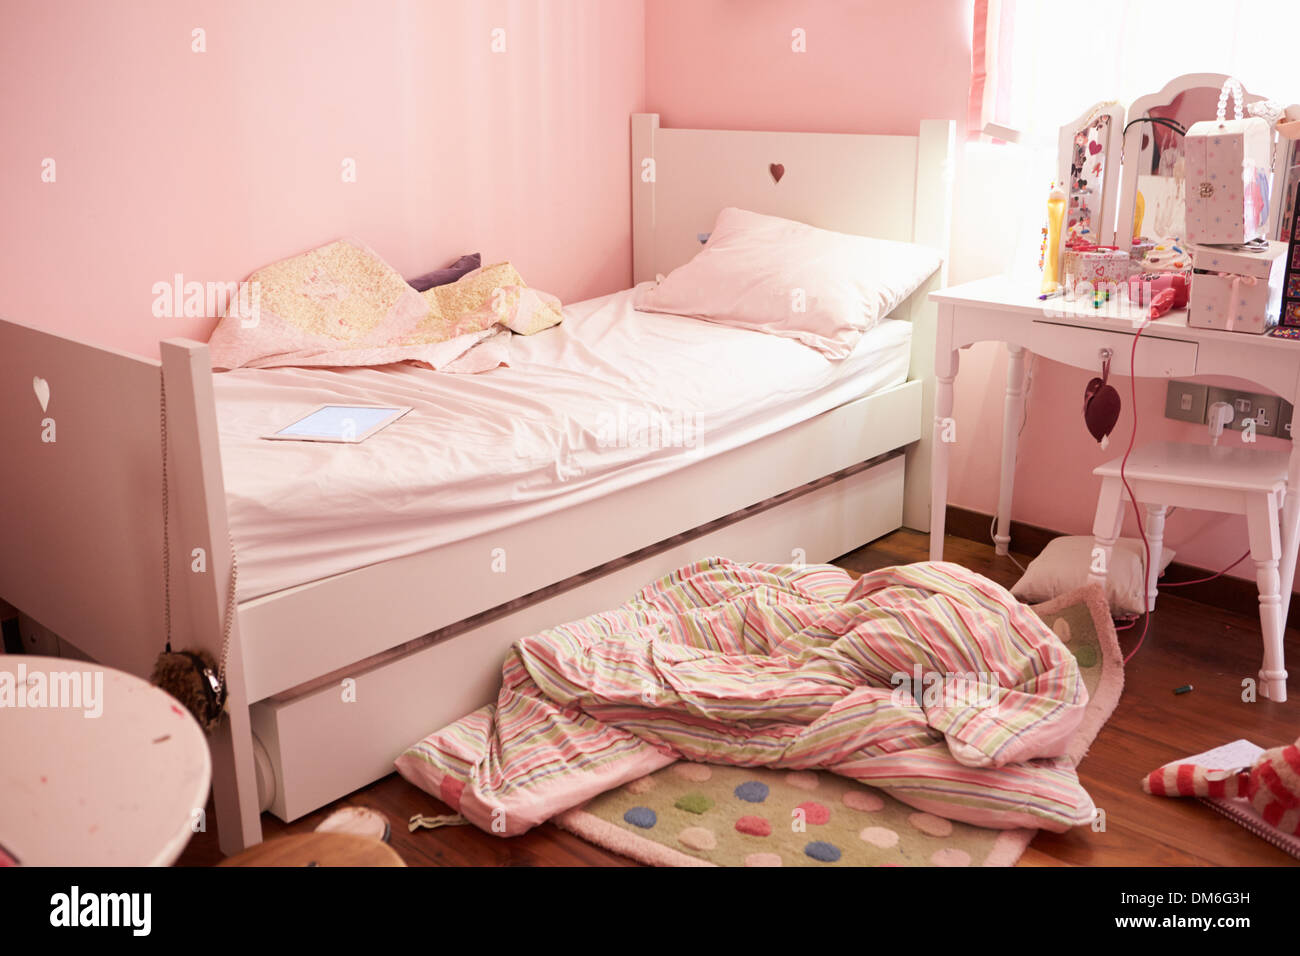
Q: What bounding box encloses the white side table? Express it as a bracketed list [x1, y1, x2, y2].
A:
[0, 654, 211, 865]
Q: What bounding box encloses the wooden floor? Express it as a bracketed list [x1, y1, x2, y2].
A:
[178, 528, 1300, 867]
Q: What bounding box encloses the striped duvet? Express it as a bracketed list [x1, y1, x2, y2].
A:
[396, 558, 1097, 835]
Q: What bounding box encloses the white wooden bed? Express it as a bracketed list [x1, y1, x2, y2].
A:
[0, 114, 954, 854]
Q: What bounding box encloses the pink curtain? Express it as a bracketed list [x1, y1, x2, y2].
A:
[967, 0, 1015, 140]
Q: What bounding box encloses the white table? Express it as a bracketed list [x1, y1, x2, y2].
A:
[927, 276, 1300, 698]
[0, 655, 211, 865]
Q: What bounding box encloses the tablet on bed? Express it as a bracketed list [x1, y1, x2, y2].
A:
[262, 404, 412, 443]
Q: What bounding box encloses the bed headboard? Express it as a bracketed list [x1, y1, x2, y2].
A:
[631, 114, 956, 285]
[630, 114, 955, 533]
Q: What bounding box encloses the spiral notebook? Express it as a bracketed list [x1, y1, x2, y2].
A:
[1177, 739, 1300, 859]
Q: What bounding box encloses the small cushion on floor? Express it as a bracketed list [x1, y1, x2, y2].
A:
[1011, 536, 1174, 618]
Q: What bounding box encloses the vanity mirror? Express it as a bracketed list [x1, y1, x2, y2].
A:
[1049, 101, 1125, 294]
[1057, 101, 1125, 250]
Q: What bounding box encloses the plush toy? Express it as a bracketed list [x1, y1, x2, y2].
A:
[1142, 737, 1300, 836]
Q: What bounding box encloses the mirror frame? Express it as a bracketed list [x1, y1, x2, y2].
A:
[1057, 100, 1125, 258]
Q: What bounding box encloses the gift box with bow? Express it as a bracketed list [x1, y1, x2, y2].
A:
[1188, 241, 1288, 334]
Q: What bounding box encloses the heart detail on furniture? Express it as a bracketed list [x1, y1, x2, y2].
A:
[1088, 140, 1103, 155]
[769, 163, 785, 184]
[32, 376, 50, 413]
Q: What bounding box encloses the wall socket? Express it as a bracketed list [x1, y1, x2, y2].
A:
[1206, 387, 1281, 438]
[1164, 381, 1290, 439]
[1165, 381, 1208, 423]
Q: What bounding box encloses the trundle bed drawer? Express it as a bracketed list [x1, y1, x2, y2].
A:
[249, 452, 905, 820]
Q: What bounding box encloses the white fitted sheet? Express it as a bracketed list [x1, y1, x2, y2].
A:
[214, 287, 912, 599]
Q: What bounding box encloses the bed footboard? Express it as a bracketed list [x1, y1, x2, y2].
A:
[0, 320, 260, 853]
[0, 320, 166, 674]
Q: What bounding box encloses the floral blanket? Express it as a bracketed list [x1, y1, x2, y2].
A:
[208, 239, 561, 371]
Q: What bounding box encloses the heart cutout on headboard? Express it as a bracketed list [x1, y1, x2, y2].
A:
[769, 163, 785, 184]
[33, 376, 50, 413]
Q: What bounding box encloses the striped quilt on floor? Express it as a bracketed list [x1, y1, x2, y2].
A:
[396, 559, 1097, 835]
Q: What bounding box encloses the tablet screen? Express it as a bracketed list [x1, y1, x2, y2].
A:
[264, 405, 411, 443]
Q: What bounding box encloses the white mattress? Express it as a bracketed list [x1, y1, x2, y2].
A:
[214, 288, 912, 599]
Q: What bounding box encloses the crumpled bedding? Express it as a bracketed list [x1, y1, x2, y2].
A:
[207, 239, 561, 372]
[396, 558, 1097, 835]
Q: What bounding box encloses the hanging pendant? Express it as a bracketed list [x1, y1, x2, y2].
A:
[1083, 352, 1122, 447]
[151, 648, 225, 732]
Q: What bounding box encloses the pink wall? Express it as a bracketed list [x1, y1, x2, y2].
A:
[643, 0, 1293, 589]
[645, 0, 972, 136]
[3, 0, 1285, 589]
[0, 0, 645, 357]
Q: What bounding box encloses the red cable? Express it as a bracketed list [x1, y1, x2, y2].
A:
[1118, 320, 1151, 666]
[1161, 551, 1250, 586]
[1115, 317, 1252, 660]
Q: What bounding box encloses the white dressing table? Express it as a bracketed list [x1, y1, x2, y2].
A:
[926, 276, 1300, 698]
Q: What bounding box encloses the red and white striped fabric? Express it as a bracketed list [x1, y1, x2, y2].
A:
[1144, 764, 1250, 800]
[1143, 740, 1300, 837]
[397, 558, 1098, 836]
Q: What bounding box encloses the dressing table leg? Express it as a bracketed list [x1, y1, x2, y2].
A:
[995, 345, 1027, 555]
[930, 343, 960, 562]
[1143, 504, 1167, 612]
[1268, 402, 1300, 700]
[1247, 490, 1287, 702]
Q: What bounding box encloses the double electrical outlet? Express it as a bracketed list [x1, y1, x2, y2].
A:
[1164, 380, 1292, 440]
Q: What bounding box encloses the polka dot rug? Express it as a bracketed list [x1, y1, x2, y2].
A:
[554, 584, 1123, 866]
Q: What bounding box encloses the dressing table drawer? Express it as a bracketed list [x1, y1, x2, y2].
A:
[1030, 322, 1198, 378]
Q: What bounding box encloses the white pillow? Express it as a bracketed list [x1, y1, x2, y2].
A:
[632, 208, 942, 359]
[1011, 536, 1176, 618]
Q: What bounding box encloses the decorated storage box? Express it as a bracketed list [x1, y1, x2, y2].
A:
[1063, 244, 1130, 296]
[1184, 80, 1272, 246]
[1188, 240, 1288, 334]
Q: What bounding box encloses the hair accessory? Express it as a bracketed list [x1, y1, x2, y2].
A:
[1247, 99, 1285, 127]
